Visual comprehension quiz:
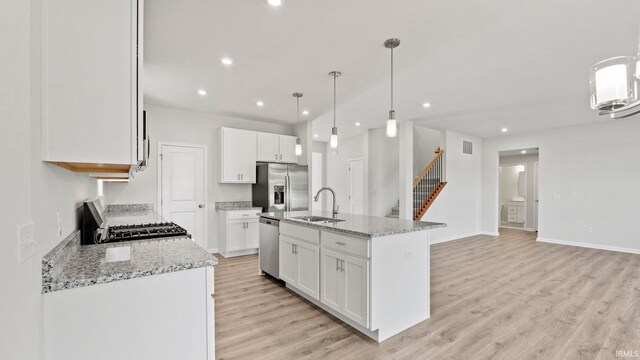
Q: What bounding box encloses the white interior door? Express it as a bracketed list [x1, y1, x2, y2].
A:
[311, 152, 324, 211]
[160, 144, 206, 248]
[348, 159, 364, 215]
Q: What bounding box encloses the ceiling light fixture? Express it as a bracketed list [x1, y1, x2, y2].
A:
[197, 89, 207, 96]
[293, 92, 303, 156]
[328, 71, 341, 149]
[422, 102, 431, 108]
[313, 134, 319, 138]
[221, 57, 233, 66]
[256, 101, 264, 107]
[589, 25, 640, 119]
[501, 128, 508, 132]
[302, 110, 309, 116]
[355, 122, 361, 126]
[521, 150, 527, 154]
[267, 0, 282, 7]
[384, 38, 400, 138]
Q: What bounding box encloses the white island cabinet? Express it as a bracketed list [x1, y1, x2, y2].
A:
[276, 216, 444, 342]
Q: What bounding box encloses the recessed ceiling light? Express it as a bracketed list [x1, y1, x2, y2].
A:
[197, 89, 207, 96]
[313, 134, 319, 138]
[422, 102, 431, 108]
[355, 122, 361, 126]
[302, 110, 309, 116]
[501, 128, 508, 132]
[521, 150, 527, 154]
[267, 0, 282, 6]
[221, 57, 233, 66]
[256, 101, 264, 107]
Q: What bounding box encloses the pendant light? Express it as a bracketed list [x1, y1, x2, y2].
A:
[293, 92, 303, 156]
[329, 71, 341, 149]
[384, 38, 400, 137]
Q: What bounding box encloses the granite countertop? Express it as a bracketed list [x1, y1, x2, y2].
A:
[42, 231, 217, 293]
[259, 211, 446, 238]
[100, 203, 168, 228]
[215, 201, 263, 211]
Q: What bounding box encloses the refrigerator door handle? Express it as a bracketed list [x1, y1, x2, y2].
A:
[285, 175, 290, 211]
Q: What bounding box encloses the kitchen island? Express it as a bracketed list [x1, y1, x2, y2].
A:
[42, 228, 217, 360]
[259, 211, 445, 342]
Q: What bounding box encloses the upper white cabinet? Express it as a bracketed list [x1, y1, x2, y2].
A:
[42, 0, 144, 174]
[218, 128, 257, 183]
[257, 133, 298, 163]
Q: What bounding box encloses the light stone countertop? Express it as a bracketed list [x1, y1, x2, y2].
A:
[215, 201, 263, 211]
[258, 211, 446, 238]
[42, 231, 217, 293]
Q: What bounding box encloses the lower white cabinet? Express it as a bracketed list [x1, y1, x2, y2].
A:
[218, 209, 260, 257]
[44, 267, 214, 360]
[279, 235, 320, 300]
[321, 248, 370, 328]
[507, 201, 525, 224]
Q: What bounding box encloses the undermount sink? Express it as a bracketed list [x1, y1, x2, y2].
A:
[291, 216, 345, 224]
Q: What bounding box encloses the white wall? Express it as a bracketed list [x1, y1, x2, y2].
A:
[368, 128, 399, 217]
[482, 118, 640, 252]
[325, 133, 368, 215]
[1, 0, 96, 358]
[499, 153, 539, 228]
[413, 125, 442, 178]
[426, 130, 483, 242]
[103, 104, 292, 251]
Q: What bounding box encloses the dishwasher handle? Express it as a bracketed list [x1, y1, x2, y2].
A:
[259, 217, 280, 226]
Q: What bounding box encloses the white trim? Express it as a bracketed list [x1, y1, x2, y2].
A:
[430, 231, 498, 245]
[207, 248, 219, 255]
[158, 142, 209, 250]
[536, 237, 640, 255]
[498, 225, 536, 232]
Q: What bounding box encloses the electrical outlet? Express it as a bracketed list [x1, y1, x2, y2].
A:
[18, 221, 36, 265]
[553, 193, 561, 200]
[587, 226, 593, 234]
[57, 212, 62, 237]
[405, 249, 414, 259]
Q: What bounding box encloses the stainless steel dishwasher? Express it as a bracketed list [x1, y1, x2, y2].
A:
[259, 217, 280, 279]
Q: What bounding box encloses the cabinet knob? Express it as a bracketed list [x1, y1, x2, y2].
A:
[198, 204, 205, 208]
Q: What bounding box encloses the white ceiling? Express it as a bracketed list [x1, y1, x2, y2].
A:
[144, 0, 640, 141]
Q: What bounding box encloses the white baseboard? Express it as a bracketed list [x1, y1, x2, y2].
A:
[536, 237, 640, 255]
[430, 231, 498, 245]
[207, 248, 219, 254]
[499, 225, 536, 232]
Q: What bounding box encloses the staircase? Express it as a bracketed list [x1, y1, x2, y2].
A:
[413, 148, 447, 220]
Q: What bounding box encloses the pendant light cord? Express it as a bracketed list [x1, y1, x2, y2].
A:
[391, 46, 394, 111]
[333, 73, 337, 128]
[296, 96, 300, 137]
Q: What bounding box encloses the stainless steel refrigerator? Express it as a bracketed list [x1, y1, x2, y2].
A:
[252, 163, 309, 212]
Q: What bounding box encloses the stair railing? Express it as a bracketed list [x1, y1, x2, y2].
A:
[413, 148, 445, 220]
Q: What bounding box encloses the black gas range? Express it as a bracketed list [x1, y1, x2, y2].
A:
[106, 222, 189, 242]
[82, 200, 189, 245]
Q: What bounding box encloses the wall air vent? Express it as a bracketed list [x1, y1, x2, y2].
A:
[463, 140, 473, 155]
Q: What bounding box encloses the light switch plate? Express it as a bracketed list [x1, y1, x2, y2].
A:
[18, 221, 36, 265]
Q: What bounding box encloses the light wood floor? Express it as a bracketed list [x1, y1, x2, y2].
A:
[214, 229, 640, 360]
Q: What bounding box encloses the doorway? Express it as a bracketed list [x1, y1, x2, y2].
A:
[158, 142, 207, 248]
[498, 148, 539, 232]
[348, 158, 364, 215]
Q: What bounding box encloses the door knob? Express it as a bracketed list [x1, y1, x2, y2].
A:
[198, 204, 205, 208]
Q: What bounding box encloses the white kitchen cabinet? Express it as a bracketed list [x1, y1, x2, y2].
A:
[279, 135, 298, 163]
[279, 235, 320, 300]
[217, 209, 260, 257]
[218, 128, 257, 183]
[320, 248, 370, 328]
[44, 267, 214, 360]
[280, 222, 432, 343]
[42, 0, 144, 174]
[257, 133, 298, 163]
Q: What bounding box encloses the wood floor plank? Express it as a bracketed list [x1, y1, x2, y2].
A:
[213, 229, 640, 360]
